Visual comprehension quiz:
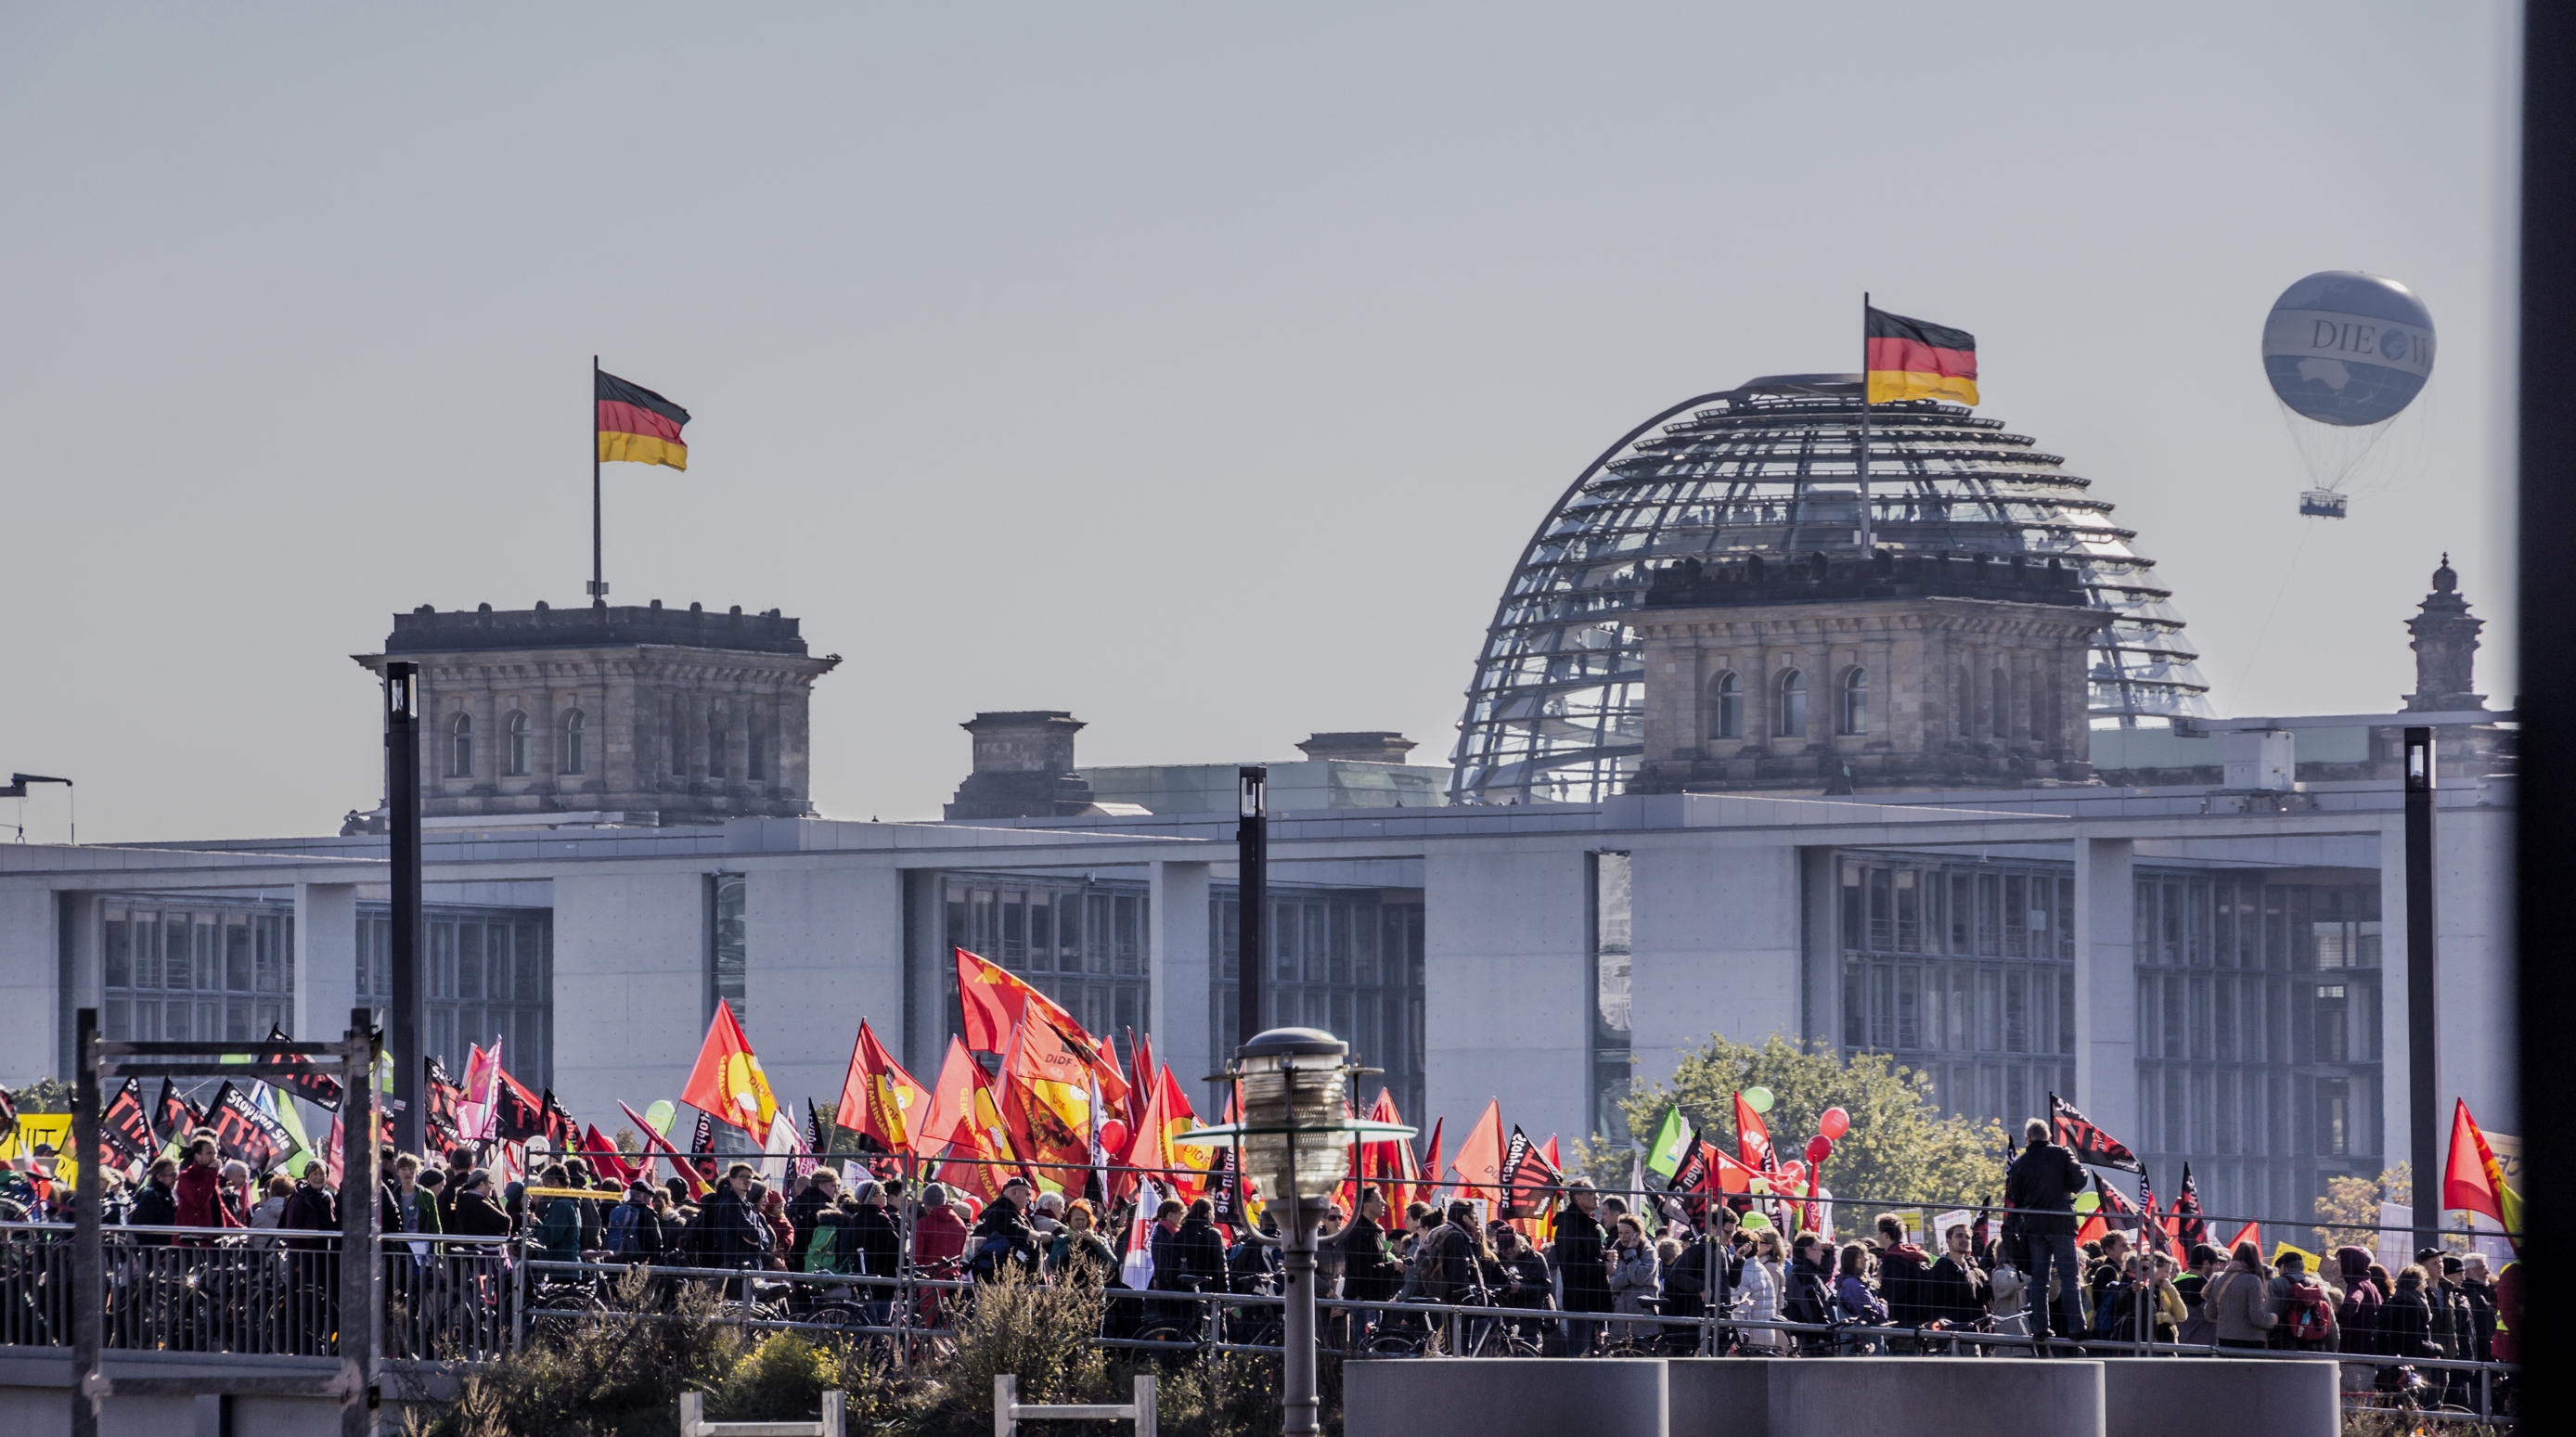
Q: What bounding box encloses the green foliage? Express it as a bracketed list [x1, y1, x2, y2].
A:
[422, 1270, 745, 1437]
[1618, 1033, 2008, 1214]
[916, 1264, 1109, 1437]
[12, 1078, 71, 1115]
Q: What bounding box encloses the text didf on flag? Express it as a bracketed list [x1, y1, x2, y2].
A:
[1865, 307, 1978, 406]
[596, 370, 689, 470]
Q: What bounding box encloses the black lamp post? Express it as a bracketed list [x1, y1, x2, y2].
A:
[1236, 767, 1267, 1053]
[2404, 726, 2439, 1251]
[385, 661, 425, 1155]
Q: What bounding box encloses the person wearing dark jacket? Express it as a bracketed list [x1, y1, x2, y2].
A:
[971, 1179, 1041, 1278]
[1782, 1235, 1838, 1354]
[2334, 1246, 2382, 1358]
[1417, 1202, 1490, 1306]
[1925, 1223, 1990, 1329]
[2003, 1117, 2087, 1345]
[1874, 1213, 1935, 1328]
[2381, 1269, 2440, 1361]
[1157, 1199, 1227, 1291]
[848, 1184, 902, 1280]
[1338, 1194, 1403, 1303]
[702, 1164, 773, 1290]
[786, 1168, 839, 1264]
[127, 1160, 179, 1246]
[448, 1171, 512, 1238]
[1552, 1180, 1613, 1356]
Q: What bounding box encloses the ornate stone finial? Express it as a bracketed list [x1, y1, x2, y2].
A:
[2433, 553, 2456, 593]
[2405, 554, 2483, 712]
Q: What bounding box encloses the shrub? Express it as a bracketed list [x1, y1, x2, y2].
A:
[420, 1270, 744, 1437]
[916, 1265, 1109, 1437]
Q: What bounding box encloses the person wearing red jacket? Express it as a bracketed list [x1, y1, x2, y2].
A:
[173, 1136, 242, 1245]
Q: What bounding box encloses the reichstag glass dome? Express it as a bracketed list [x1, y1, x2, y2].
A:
[1449, 376, 2215, 805]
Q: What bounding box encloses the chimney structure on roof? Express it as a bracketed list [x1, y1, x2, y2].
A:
[2403, 555, 2487, 712]
[944, 712, 1101, 820]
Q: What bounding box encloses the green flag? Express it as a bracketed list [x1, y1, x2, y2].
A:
[1644, 1104, 1693, 1181]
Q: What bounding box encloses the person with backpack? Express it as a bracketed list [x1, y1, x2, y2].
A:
[786, 1167, 839, 1264]
[2269, 1250, 2339, 1352]
[604, 1181, 664, 1263]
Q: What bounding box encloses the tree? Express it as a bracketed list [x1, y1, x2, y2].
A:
[2312, 1163, 2466, 1256]
[12, 1078, 71, 1115]
[1616, 1034, 2008, 1214]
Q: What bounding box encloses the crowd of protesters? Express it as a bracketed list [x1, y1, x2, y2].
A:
[0, 1111, 2522, 1410]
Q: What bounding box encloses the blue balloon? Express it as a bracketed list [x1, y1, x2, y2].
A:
[2261, 271, 2435, 428]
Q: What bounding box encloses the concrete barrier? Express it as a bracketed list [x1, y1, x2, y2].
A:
[2098, 1358, 2338, 1437]
[1344, 1357, 1668, 1437]
[1766, 1357, 2103, 1437]
[1667, 1357, 1778, 1437]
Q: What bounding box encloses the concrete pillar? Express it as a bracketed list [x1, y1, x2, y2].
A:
[1424, 844, 1591, 1145]
[1629, 845, 1802, 1090]
[745, 864, 905, 1125]
[1148, 861, 1213, 1111]
[905, 870, 950, 1074]
[2072, 839, 2137, 1135]
[551, 869, 708, 1129]
[291, 882, 359, 1042]
[2377, 815, 2413, 1175]
[0, 889, 61, 1087]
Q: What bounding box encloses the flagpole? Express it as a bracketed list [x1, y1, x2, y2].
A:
[589, 354, 605, 609]
[1858, 294, 1874, 553]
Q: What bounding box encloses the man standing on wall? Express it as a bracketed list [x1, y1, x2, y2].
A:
[2004, 1116, 2086, 1351]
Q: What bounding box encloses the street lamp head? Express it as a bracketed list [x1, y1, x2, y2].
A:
[1238, 766, 1268, 819]
[384, 661, 419, 723]
[1235, 1026, 1352, 1205]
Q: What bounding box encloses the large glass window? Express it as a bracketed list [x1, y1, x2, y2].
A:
[358, 904, 554, 1087]
[505, 712, 531, 776]
[561, 709, 586, 776]
[1712, 672, 1743, 739]
[1776, 670, 1807, 738]
[1837, 853, 2073, 1136]
[102, 899, 293, 1046]
[449, 712, 473, 777]
[1840, 669, 1869, 736]
[710, 874, 747, 1021]
[2132, 868, 2380, 1227]
[1212, 883, 1426, 1123]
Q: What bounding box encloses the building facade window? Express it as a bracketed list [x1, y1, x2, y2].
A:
[561, 709, 586, 776]
[2131, 868, 2382, 1238]
[947, 875, 1153, 1058]
[1212, 883, 1425, 1123]
[1841, 669, 1869, 736]
[1712, 672, 1743, 740]
[1591, 852, 1634, 1143]
[709, 874, 747, 1022]
[1776, 670, 1807, 738]
[1836, 853, 2075, 1138]
[748, 707, 768, 782]
[449, 712, 474, 777]
[357, 903, 553, 1087]
[708, 705, 728, 780]
[668, 698, 686, 777]
[102, 898, 293, 1044]
[505, 712, 531, 776]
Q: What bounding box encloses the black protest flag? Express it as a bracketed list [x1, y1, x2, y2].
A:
[2170, 1163, 2208, 1251]
[206, 1082, 290, 1174]
[98, 1078, 154, 1166]
[1499, 1125, 1561, 1219]
[2049, 1092, 2144, 1174]
[156, 1079, 206, 1150]
[539, 1090, 580, 1151]
[689, 1113, 715, 1155]
[0, 1085, 19, 1147]
[491, 1071, 547, 1145]
[257, 1024, 343, 1108]
[424, 1058, 466, 1152]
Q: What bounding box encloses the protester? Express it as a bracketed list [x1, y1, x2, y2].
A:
[2003, 1117, 2085, 1346]
[449, 1170, 511, 1238]
[911, 1183, 971, 1268]
[1606, 1214, 1661, 1340]
[174, 1137, 241, 1243]
[2204, 1241, 2276, 1350]
[1047, 1199, 1118, 1286]
[1553, 1179, 1613, 1356]
[1735, 1226, 1787, 1353]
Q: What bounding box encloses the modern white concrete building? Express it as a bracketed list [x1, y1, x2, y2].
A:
[0, 378, 2518, 1237]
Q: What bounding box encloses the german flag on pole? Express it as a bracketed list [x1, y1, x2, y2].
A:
[597, 369, 690, 470]
[1865, 306, 1978, 406]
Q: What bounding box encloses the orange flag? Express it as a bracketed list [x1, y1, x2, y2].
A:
[679, 1000, 779, 1137]
[2442, 1098, 2523, 1242]
[834, 1020, 931, 1155]
[2225, 1220, 2260, 1253]
[916, 1038, 980, 1160]
[937, 1072, 1028, 1205]
[1123, 1063, 1206, 1197]
[1449, 1099, 1504, 1207]
[998, 1007, 1100, 1191]
[954, 947, 1132, 1113]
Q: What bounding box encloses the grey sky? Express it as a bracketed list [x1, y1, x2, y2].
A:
[0, 3, 2520, 842]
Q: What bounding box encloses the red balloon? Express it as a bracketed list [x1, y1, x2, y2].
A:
[1805, 1134, 1834, 1164]
[1819, 1106, 1851, 1140]
[1099, 1120, 1130, 1155]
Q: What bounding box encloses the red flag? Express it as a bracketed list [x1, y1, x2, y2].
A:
[1539, 1134, 1561, 1171]
[1123, 1064, 1208, 1197]
[618, 1100, 710, 1199]
[1707, 1145, 1760, 1195]
[679, 999, 779, 1136]
[1359, 1091, 1418, 1208]
[2171, 1163, 2209, 1251]
[2050, 1092, 2145, 1174]
[956, 946, 1077, 1053]
[1416, 1117, 1443, 1209]
[1449, 1100, 1504, 1206]
[585, 1125, 638, 1187]
[2225, 1219, 2260, 1253]
[936, 1072, 1028, 1204]
[2443, 1098, 2523, 1237]
[998, 1006, 1101, 1191]
[1501, 1125, 1561, 1219]
[916, 1038, 981, 1160]
[1127, 1029, 1155, 1134]
[1734, 1093, 1774, 1171]
[834, 1020, 932, 1155]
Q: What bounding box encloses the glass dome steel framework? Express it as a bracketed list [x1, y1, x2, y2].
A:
[1449, 376, 2215, 805]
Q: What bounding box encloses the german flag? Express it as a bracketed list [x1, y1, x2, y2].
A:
[597, 369, 690, 470]
[1865, 306, 1978, 406]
